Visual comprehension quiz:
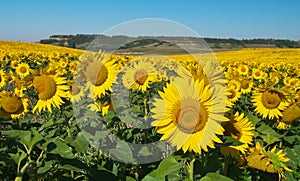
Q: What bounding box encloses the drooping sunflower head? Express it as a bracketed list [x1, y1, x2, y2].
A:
[252, 89, 289, 119]
[246, 142, 292, 179]
[151, 77, 226, 153]
[221, 112, 254, 156]
[0, 91, 28, 119]
[276, 103, 300, 129]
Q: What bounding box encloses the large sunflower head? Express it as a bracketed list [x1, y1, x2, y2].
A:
[151, 77, 227, 154]
[32, 73, 69, 113]
[276, 103, 300, 129]
[246, 142, 292, 179]
[252, 89, 289, 119]
[221, 112, 254, 156]
[80, 52, 118, 98]
[0, 91, 28, 119]
[122, 60, 158, 92]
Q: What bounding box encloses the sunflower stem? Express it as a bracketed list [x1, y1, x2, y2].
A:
[143, 93, 148, 121]
[189, 153, 196, 181]
[223, 155, 230, 176]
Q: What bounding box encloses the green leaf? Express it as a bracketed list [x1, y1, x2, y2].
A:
[38, 119, 55, 131]
[109, 141, 134, 163]
[126, 176, 136, 181]
[28, 129, 43, 153]
[246, 113, 260, 126]
[142, 155, 182, 181]
[37, 161, 52, 174]
[256, 123, 281, 145]
[4, 130, 31, 151]
[200, 173, 233, 181]
[50, 139, 75, 159]
[59, 164, 82, 172]
[283, 135, 300, 144]
[8, 148, 27, 167]
[70, 132, 89, 153]
[138, 147, 152, 157]
[221, 136, 243, 146]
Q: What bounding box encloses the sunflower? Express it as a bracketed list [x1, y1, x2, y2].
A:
[276, 103, 300, 129]
[0, 69, 6, 88]
[151, 77, 227, 153]
[221, 112, 254, 156]
[238, 64, 249, 76]
[84, 55, 118, 99]
[32, 73, 69, 113]
[15, 62, 31, 78]
[252, 89, 289, 119]
[226, 85, 241, 107]
[240, 78, 253, 94]
[0, 91, 28, 119]
[246, 142, 292, 179]
[122, 60, 158, 92]
[70, 82, 85, 103]
[252, 68, 263, 80]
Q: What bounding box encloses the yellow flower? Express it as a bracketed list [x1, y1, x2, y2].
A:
[226, 85, 241, 107]
[151, 77, 226, 153]
[240, 79, 253, 94]
[82, 53, 118, 98]
[0, 91, 28, 119]
[15, 62, 31, 78]
[252, 68, 263, 80]
[252, 89, 288, 119]
[246, 142, 292, 179]
[70, 82, 85, 103]
[238, 64, 249, 76]
[32, 73, 69, 113]
[0, 69, 6, 88]
[276, 103, 300, 129]
[221, 112, 254, 157]
[122, 60, 158, 92]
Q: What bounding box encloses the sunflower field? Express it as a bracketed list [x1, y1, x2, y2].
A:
[0, 40, 300, 181]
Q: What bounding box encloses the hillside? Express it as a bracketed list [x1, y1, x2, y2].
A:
[40, 34, 300, 55]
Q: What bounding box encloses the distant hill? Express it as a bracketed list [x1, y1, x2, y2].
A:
[40, 34, 300, 55]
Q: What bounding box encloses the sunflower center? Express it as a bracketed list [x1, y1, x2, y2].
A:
[241, 67, 246, 72]
[255, 71, 261, 76]
[0, 96, 23, 113]
[227, 89, 236, 99]
[173, 99, 208, 134]
[20, 67, 27, 74]
[261, 91, 281, 109]
[241, 80, 250, 89]
[222, 119, 242, 140]
[86, 61, 108, 86]
[134, 69, 148, 85]
[33, 75, 57, 100]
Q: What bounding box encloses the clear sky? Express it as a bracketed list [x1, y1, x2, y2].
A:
[1, 0, 299, 42]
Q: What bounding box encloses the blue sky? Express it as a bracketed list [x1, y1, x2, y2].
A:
[0, 0, 299, 42]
